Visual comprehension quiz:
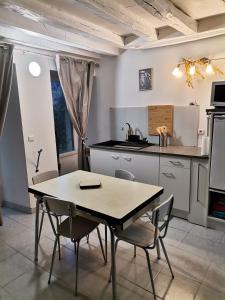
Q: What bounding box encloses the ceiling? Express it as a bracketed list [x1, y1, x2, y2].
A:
[0, 0, 225, 56]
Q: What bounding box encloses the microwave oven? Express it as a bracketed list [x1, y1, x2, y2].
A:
[211, 81, 225, 107]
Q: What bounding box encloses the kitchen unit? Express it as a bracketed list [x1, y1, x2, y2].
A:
[208, 111, 225, 229]
[90, 142, 208, 225]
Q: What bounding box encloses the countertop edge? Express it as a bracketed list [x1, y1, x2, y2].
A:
[89, 145, 209, 159]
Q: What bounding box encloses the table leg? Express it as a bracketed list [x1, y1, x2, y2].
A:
[34, 197, 40, 262]
[109, 225, 117, 300]
[105, 224, 108, 263]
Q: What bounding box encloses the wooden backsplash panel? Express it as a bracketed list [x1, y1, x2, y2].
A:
[148, 105, 174, 136]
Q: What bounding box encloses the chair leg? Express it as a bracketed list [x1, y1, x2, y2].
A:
[86, 234, 89, 243]
[57, 236, 61, 260]
[144, 248, 156, 300]
[159, 238, 174, 278]
[38, 211, 45, 243]
[108, 239, 119, 283]
[96, 227, 106, 264]
[134, 245, 136, 257]
[105, 224, 108, 263]
[74, 240, 80, 296]
[156, 240, 161, 260]
[48, 237, 58, 284]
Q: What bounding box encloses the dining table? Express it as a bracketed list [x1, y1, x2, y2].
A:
[28, 170, 163, 300]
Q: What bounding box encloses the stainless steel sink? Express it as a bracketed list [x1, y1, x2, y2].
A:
[91, 140, 155, 150]
[112, 145, 143, 150]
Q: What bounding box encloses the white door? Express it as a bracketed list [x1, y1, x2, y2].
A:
[120, 153, 159, 185]
[160, 165, 190, 212]
[90, 149, 121, 177]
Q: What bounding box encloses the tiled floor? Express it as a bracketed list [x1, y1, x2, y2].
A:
[1, 207, 225, 300]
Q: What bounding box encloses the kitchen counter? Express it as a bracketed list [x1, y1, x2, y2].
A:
[139, 145, 208, 158]
[90, 142, 208, 159]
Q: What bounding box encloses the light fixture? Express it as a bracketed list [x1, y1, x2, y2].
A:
[28, 61, 41, 77]
[206, 61, 214, 75]
[189, 64, 196, 76]
[172, 57, 225, 88]
[172, 65, 183, 78]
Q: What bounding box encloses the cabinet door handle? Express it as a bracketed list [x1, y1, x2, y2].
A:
[123, 157, 132, 162]
[169, 160, 184, 167]
[111, 155, 119, 160]
[162, 172, 176, 179]
[197, 163, 207, 204]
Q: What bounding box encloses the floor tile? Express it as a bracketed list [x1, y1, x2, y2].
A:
[164, 227, 187, 248]
[161, 244, 210, 282]
[0, 242, 16, 262]
[202, 262, 225, 294]
[169, 217, 194, 233]
[178, 233, 215, 261]
[0, 287, 14, 300]
[0, 217, 28, 241]
[4, 267, 52, 300]
[195, 284, 225, 300]
[189, 224, 224, 242]
[2, 207, 35, 229]
[154, 272, 200, 299]
[0, 252, 34, 287]
[214, 242, 225, 266]
[2, 207, 225, 299]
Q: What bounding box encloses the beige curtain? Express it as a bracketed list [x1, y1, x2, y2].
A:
[56, 55, 95, 170]
[0, 43, 14, 226]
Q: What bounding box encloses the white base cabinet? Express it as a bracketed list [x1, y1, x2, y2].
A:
[90, 149, 120, 177]
[159, 156, 190, 212]
[90, 149, 159, 185]
[120, 152, 159, 185]
[90, 148, 208, 223]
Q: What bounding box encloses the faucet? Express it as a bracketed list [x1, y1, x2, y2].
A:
[135, 128, 144, 140]
[125, 122, 133, 140]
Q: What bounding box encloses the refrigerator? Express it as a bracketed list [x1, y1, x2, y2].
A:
[210, 114, 225, 191]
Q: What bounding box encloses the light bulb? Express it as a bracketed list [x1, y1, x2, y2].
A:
[189, 64, 196, 76]
[172, 66, 183, 78]
[206, 63, 214, 75]
[28, 62, 41, 77]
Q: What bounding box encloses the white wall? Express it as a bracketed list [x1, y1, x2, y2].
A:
[114, 35, 225, 143]
[87, 56, 117, 145]
[14, 52, 58, 208]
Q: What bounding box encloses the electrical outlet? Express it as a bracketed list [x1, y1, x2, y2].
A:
[198, 129, 205, 135]
[28, 135, 34, 142]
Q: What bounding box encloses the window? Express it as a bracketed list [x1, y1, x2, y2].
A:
[50, 71, 74, 155]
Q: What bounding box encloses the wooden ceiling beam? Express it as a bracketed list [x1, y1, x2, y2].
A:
[0, 8, 120, 55]
[0, 0, 124, 47]
[75, 0, 158, 41]
[134, 0, 198, 35]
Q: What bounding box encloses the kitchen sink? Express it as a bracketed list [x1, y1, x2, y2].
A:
[91, 140, 155, 150]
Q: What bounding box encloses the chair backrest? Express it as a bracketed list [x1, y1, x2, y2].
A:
[44, 196, 76, 237]
[152, 195, 174, 240]
[115, 169, 135, 181]
[32, 170, 59, 185]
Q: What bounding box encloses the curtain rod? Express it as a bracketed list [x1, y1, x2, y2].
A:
[58, 54, 100, 66]
[0, 42, 13, 49]
[13, 44, 100, 65]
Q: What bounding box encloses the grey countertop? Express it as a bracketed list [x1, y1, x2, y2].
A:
[139, 145, 208, 158]
[90, 142, 208, 159]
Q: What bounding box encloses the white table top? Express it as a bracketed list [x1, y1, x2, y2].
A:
[29, 170, 163, 224]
